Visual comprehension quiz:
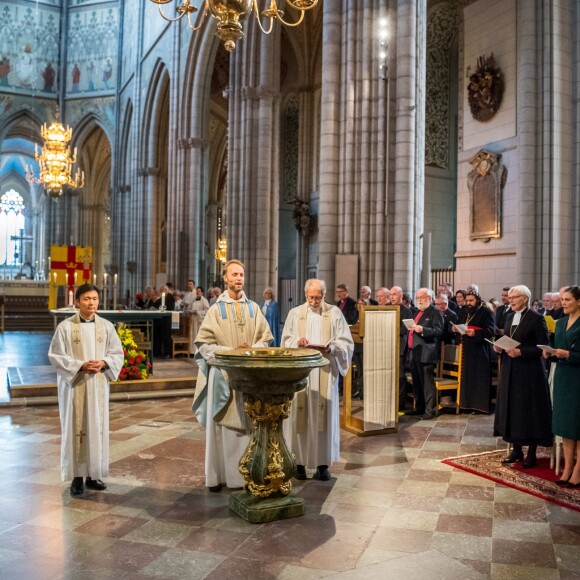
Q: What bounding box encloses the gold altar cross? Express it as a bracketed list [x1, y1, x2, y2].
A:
[77, 430, 86, 444]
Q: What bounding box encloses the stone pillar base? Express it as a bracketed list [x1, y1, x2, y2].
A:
[229, 490, 304, 523]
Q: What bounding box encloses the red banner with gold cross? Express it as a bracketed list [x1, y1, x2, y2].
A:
[48, 245, 92, 309]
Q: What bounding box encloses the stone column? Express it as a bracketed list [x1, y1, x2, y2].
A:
[227, 24, 281, 299]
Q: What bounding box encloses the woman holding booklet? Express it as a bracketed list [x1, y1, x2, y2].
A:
[493, 285, 552, 468]
[546, 286, 580, 487]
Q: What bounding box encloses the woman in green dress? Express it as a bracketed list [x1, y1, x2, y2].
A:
[547, 286, 580, 487]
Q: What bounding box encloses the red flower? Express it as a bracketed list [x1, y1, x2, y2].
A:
[136, 357, 142, 364]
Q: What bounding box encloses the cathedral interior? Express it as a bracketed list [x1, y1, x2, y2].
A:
[0, 1, 579, 577]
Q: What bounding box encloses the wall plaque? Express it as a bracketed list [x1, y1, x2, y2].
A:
[467, 149, 506, 242]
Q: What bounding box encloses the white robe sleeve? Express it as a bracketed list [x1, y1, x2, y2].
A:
[48, 322, 83, 385]
[281, 309, 301, 348]
[327, 308, 355, 377]
[102, 324, 124, 381]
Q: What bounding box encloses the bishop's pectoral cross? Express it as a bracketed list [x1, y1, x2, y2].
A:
[10, 228, 33, 272]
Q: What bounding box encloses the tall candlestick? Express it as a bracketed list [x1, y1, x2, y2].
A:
[161, 292, 166, 309]
[113, 275, 118, 310]
[48, 256, 51, 272]
[114, 274, 118, 286]
[68, 290, 73, 306]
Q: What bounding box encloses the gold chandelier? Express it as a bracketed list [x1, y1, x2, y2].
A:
[26, 119, 85, 199]
[149, 0, 320, 52]
[215, 237, 227, 263]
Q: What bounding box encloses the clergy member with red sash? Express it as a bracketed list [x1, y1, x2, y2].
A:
[406, 288, 444, 420]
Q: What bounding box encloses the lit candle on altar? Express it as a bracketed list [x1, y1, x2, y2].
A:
[93, 274, 97, 285]
[113, 274, 118, 309]
[41, 258, 45, 271]
[103, 273, 108, 310]
[48, 256, 51, 272]
[74, 272, 78, 285]
[53, 272, 57, 285]
[68, 290, 74, 306]
[161, 292, 166, 309]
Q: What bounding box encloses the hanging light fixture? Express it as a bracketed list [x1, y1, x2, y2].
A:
[149, 0, 320, 52]
[26, 116, 85, 200]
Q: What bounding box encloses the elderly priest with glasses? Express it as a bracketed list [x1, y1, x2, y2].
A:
[282, 279, 354, 481]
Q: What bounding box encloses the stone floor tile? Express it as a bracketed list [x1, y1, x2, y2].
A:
[178, 526, 252, 555]
[493, 502, 548, 522]
[441, 497, 495, 517]
[490, 563, 560, 579]
[491, 538, 557, 567]
[493, 520, 552, 543]
[436, 514, 493, 536]
[140, 547, 224, 578]
[554, 543, 580, 573]
[446, 483, 495, 501]
[550, 523, 580, 545]
[74, 513, 149, 538]
[379, 507, 439, 531]
[368, 527, 433, 553]
[430, 531, 492, 561]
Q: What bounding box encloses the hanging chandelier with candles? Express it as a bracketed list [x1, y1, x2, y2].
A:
[149, 0, 320, 52]
[26, 118, 85, 199]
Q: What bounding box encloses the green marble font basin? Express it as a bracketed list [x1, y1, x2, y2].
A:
[209, 347, 328, 395]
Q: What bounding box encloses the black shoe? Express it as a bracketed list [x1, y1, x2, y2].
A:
[295, 465, 307, 480]
[162, 354, 171, 359]
[70, 477, 84, 496]
[501, 447, 524, 464]
[521, 457, 537, 469]
[85, 477, 107, 491]
[566, 481, 580, 489]
[314, 465, 331, 481]
[421, 413, 436, 420]
[209, 484, 223, 492]
[405, 409, 423, 416]
[555, 478, 571, 485]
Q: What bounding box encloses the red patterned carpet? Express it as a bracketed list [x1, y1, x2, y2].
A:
[442, 450, 580, 513]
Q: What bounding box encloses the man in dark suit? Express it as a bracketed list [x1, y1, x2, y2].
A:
[390, 286, 413, 412]
[336, 284, 359, 325]
[406, 288, 444, 420]
[434, 293, 458, 346]
[359, 286, 378, 306]
[495, 287, 511, 336]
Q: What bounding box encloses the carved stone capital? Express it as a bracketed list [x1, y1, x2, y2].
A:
[177, 137, 208, 150]
[138, 167, 160, 177]
[242, 85, 279, 102]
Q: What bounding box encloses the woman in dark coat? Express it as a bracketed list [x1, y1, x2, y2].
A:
[546, 286, 580, 486]
[455, 290, 495, 413]
[494, 285, 552, 468]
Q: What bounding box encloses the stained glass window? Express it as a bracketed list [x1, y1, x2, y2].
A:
[0, 189, 26, 266]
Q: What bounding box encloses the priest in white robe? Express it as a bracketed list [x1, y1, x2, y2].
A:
[48, 284, 124, 496]
[192, 260, 273, 491]
[282, 278, 354, 480]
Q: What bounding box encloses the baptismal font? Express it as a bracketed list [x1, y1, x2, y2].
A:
[208, 347, 327, 523]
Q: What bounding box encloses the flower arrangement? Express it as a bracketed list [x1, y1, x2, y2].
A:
[116, 325, 151, 381]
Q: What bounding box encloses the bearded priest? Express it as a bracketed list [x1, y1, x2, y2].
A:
[282, 278, 354, 481]
[192, 259, 274, 492]
[48, 284, 124, 496]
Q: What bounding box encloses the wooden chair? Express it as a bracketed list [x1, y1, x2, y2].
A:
[434, 343, 463, 414]
[172, 314, 191, 358]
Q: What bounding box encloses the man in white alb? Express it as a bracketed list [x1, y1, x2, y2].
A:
[282, 279, 354, 481]
[192, 260, 273, 491]
[48, 284, 124, 496]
